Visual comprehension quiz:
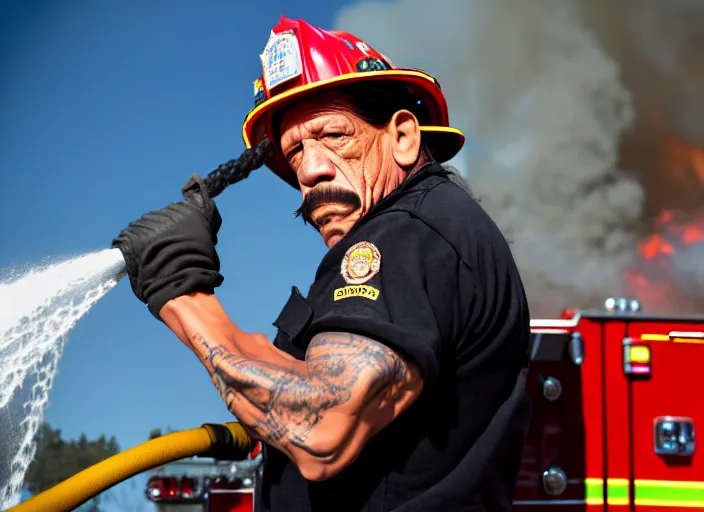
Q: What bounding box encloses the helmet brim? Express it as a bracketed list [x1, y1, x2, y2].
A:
[242, 70, 465, 190]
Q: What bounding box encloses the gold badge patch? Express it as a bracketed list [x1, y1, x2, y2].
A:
[340, 241, 381, 285]
[334, 285, 380, 301]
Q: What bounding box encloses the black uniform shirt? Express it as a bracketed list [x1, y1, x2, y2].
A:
[255, 163, 532, 512]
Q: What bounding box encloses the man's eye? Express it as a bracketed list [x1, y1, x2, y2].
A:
[323, 133, 344, 139]
[285, 144, 302, 160]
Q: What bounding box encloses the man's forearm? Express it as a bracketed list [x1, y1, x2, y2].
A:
[159, 293, 412, 479]
[159, 293, 317, 448]
[192, 332, 371, 455]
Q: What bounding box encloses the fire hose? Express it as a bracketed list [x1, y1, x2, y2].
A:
[5, 422, 253, 512]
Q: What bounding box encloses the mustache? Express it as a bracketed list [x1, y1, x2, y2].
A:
[294, 187, 362, 227]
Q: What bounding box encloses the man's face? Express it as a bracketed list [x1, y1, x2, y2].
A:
[279, 94, 414, 248]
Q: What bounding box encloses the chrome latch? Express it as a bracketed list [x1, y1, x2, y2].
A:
[654, 416, 695, 456]
[542, 466, 567, 496]
[542, 377, 562, 401]
[569, 332, 584, 366]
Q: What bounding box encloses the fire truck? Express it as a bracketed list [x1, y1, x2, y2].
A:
[144, 298, 704, 511]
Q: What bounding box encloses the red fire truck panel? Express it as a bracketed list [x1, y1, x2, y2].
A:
[515, 301, 704, 510]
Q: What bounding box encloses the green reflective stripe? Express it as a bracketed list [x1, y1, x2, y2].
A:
[636, 483, 704, 502]
[584, 478, 704, 505]
[585, 480, 603, 500]
[607, 482, 628, 499]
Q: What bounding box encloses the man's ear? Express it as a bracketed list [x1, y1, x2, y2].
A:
[388, 110, 422, 169]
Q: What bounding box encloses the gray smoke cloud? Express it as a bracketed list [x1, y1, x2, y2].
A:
[334, 0, 646, 314]
[673, 245, 704, 299]
[582, 1, 704, 144]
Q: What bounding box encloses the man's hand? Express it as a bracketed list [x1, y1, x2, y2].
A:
[112, 174, 224, 319]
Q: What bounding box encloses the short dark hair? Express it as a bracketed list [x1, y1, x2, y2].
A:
[334, 82, 433, 127]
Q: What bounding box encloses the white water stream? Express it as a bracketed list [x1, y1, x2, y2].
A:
[0, 248, 126, 509]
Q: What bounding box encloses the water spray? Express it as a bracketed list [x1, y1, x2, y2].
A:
[0, 138, 274, 509]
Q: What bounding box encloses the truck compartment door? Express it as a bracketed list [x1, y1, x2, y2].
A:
[624, 325, 704, 510]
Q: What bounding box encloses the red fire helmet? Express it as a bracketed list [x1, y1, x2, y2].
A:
[241, 16, 465, 189]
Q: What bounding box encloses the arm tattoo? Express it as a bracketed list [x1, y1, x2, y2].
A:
[193, 332, 409, 456]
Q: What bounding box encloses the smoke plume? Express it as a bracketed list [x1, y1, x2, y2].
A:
[334, 0, 704, 315]
[579, 1, 704, 311]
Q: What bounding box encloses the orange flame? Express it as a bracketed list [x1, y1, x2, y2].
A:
[682, 225, 704, 245]
[627, 208, 704, 312]
[664, 139, 704, 184]
[619, 136, 704, 313]
[637, 234, 673, 261]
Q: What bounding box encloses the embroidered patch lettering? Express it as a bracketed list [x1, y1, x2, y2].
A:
[260, 30, 302, 90]
[334, 285, 380, 301]
[340, 241, 381, 285]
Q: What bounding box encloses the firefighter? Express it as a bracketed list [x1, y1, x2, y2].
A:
[113, 17, 532, 512]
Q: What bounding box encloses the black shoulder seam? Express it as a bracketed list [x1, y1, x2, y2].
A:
[409, 176, 448, 213]
[373, 208, 475, 276]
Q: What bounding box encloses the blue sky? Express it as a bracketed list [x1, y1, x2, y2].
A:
[0, 0, 377, 456]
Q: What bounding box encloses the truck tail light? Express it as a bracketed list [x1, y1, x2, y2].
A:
[146, 476, 179, 500]
[146, 476, 165, 500]
[146, 475, 203, 502]
[623, 337, 651, 378]
[180, 476, 197, 498]
[164, 477, 179, 498]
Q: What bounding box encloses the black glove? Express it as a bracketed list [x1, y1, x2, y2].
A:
[112, 174, 224, 320]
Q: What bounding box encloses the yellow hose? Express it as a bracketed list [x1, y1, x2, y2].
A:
[5, 422, 251, 512]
